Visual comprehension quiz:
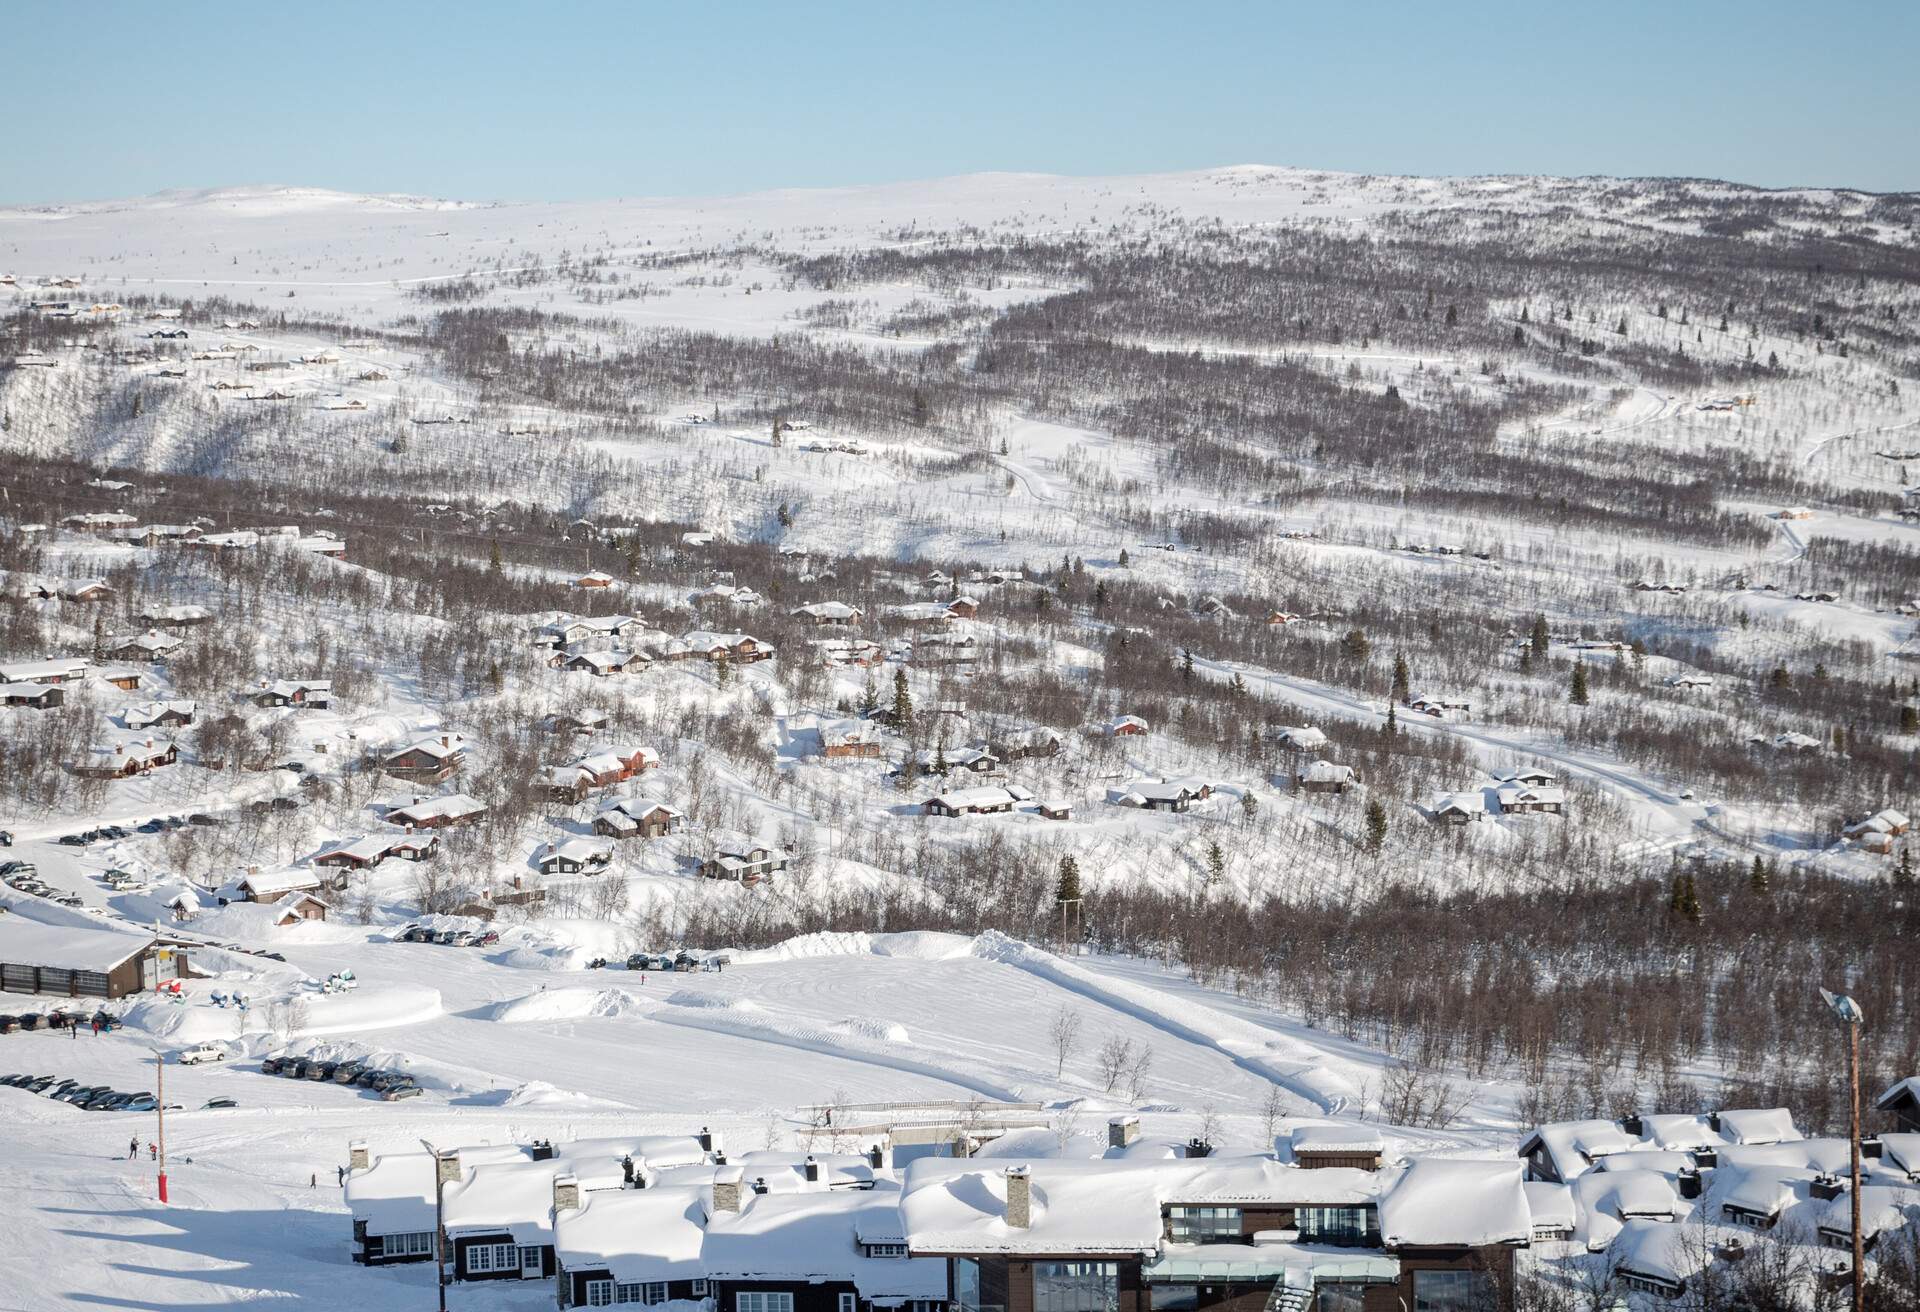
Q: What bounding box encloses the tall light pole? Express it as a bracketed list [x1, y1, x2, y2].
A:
[419, 1138, 448, 1312]
[1820, 987, 1865, 1312]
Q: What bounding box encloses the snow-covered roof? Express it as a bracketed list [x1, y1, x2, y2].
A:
[346, 1145, 531, 1236]
[1378, 1159, 1529, 1248]
[388, 793, 487, 825]
[1882, 1133, 1920, 1177]
[1570, 1169, 1679, 1249]
[317, 833, 401, 864]
[1289, 1125, 1385, 1156]
[1637, 1115, 1725, 1153]
[1521, 1181, 1575, 1234]
[1274, 726, 1327, 748]
[1299, 761, 1356, 785]
[1876, 1077, 1920, 1113]
[387, 736, 462, 762]
[443, 1160, 569, 1244]
[1815, 1183, 1920, 1238]
[705, 1184, 945, 1297]
[238, 868, 323, 897]
[0, 657, 88, 682]
[1609, 1217, 1706, 1287]
[1717, 1164, 1803, 1219]
[0, 917, 156, 973]
[1520, 1119, 1637, 1181]
[1715, 1107, 1800, 1146]
[556, 1186, 709, 1283]
[928, 785, 1021, 811]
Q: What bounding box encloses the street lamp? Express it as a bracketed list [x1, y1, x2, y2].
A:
[419, 1138, 448, 1312]
[1820, 987, 1865, 1312]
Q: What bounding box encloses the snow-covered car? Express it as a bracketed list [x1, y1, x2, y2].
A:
[176, 1045, 227, 1066]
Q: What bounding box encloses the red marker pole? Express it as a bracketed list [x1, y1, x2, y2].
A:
[155, 1049, 168, 1204]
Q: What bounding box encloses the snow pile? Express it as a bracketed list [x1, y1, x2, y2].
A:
[300, 983, 443, 1037]
[727, 929, 972, 964]
[489, 987, 655, 1023]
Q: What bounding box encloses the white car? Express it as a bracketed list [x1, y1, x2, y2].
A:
[177, 1045, 227, 1065]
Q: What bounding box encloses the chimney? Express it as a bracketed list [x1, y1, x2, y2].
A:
[1108, 1115, 1140, 1150]
[1810, 1175, 1845, 1202]
[553, 1173, 581, 1212]
[804, 1155, 819, 1184]
[441, 735, 450, 748]
[1677, 1168, 1702, 1200]
[1004, 1167, 1031, 1229]
[712, 1166, 744, 1214]
[868, 1143, 887, 1171]
[435, 1150, 461, 1187]
[1621, 1114, 1644, 1138]
[697, 1127, 714, 1154]
[348, 1140, 369, 1172]
[1862, 1137, 1883, 1160]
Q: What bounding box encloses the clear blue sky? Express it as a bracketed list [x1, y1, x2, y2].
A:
[4, 0, 1914, 203]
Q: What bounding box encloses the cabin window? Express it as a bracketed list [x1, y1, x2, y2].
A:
[1148, 1286, 1197, 1312]
[1166, 1206, 1242, 1243]
[1412, 1270, 1495, 1312]
[738, 1294, 795, 1312]
[1618, 1273, 1680, 1298]
[1295, 1206, 1376, 1246]
[953, 1258, 983, 1312]
[381, 1231, 434, 1258]
[468, 1241, 520, 1273]
[587, 1281, 616, 1308]
[692, 1281, 709, 1297]
[867, 1243, 909, 1258]
[839, 1294, 858, 1312]
[1032, 1262, 1120, 1312]
[617, 1283, 670, 1304]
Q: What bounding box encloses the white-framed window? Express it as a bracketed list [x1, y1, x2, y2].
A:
[521, 1246, 543, 1274]
[587, 1279, 617, 1307]
[866, 1242, 908, 1258]
[738, 1293, 796, 1312]
[618, 1283, 672, 1305]
[381, 1231, 434, 1258]
[839, 1294, 858, 1312]
[692, 1280, 710, 1297]
[468, 1241, 520, 1274]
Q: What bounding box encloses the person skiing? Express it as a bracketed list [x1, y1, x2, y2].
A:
[337, 1165, 346, 1186]
[128, 1136, 139, 1160]
[148, 1142, 157, 1161]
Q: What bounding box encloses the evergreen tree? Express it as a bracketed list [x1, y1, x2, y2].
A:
[890, 668, 913, 728]
[1341, 629, 1371, 662]
[1055, 854, 1082, 904]
[1900, 704, 1918, 734]
[1682, 873, 1703, 923]
[910, 389, 931, 427]
[1181, 648, 1195, 683]
[1895, 846, 1914, 893]
[714, 653, 732, 689]
[1239, 791, 1258, 825]
[1529, 614, 1551, 664]
[1205, 841, 1226, 887]
[777, 502, 793, 529]
[489, 539, 503, 574]
[1228, 672, 1248, 700]
[1768, 351, 1781, 370]
[1384, 703, 1397, 736]
[1363, 799, 1388, 855]
[770, 413, 784, 447]
[1750, 856, 1771, 896]
[1093, 580, 1110, 609]
[1569, 662, 1590, 706]
[1617, 315, 1629, 335]
[1391, 653, 1411, 703]
[1117, 548, 1129, 568]
[1444, 305, 1459, 328]
[1770, 665, 1792, 691]
[859, 671, 879, 716]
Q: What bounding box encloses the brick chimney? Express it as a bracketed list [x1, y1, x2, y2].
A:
[1004, 1166, 1031, 1229]
[435, 1150, 461, 1188]
[712, 1165, 745, 1213]
[348, 1140, 369, 1172]
[553, 1173, 581, 1212]
[1108, 1115, 1140, 1150]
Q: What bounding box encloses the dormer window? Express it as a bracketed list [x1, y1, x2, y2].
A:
[864, 1242, 908, 1258]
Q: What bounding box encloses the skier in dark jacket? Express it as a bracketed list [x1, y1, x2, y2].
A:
[128, 1137, 139, 1160]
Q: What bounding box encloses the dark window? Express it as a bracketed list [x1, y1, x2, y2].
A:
[1166, 1207, 1242, 1243]
[1149, 1287, 1197, 1312]
[1033, 1263, 1119, 1312]
[1316, 1287, 1366, 1312]
[1412, 1270, 1495, 1312]
[954, 1259, 982, 1312]
[1295, 1207, 1377, 1246]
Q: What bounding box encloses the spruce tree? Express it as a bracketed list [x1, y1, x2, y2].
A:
[1391, 654, 1411, 703]
[1750, 856, 1771, 896]
[1900, 704, 1918, 734]
[890, 668, 913, 728]
[1569, 662, 1590, 706]
[489, 539, 503, 574]
[1363, 799, 1388, 855]
[1056, 854, 1082, 904]
[1205, 841, 1226, 887]
[1530, 614, 1551, 664]
[1181, 648, 1195, 682]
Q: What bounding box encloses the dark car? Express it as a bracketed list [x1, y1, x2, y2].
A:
[122, 1095, 158, 1113]
[305, 1060, 337, 1081]
[0, 830, 11, 846]
[187, 813, 226, 827]
[57, 833, 88, 846]
[332, 1061, 365, 1084]
[0, 1016, 18, 1034]
[18, 1014, 42, 1032]
[100, 825, 132, 840]
[203, 1097, 238, 1110]
[260, 1055, 284, 1076]
[353, 1068, 386, 1088]
[136, 820, 165, 835]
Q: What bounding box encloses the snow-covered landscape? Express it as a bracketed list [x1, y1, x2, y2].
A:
[3, 12, 1920, 1307]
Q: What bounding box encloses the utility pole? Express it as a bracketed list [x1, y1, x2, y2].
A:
[421, 1139, 448, 1312]
[1821, 987, 1866, 1312]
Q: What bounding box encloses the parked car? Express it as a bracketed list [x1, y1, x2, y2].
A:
[306, 1060, 337, 1081]
[177, 1045, 226, 1066]
[382, 1084, 422, 1101]
[0, 830, 10, 846]
[187, 813, 226, 827]
[448, 930, 476, 947]
[18, 1014, 42, 1032]
[332, 1061, 365, 1084]
[57, 833, 88, 847]
[474, 930, 500, 946]
[260, 1055, 285, 1076]
[122, 1094, 158, 1113]
[0, 1016, 18, 1034]
[203, 1097, 238, 1110]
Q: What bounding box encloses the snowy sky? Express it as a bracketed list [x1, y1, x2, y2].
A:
[2, 0, 1915, 203]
